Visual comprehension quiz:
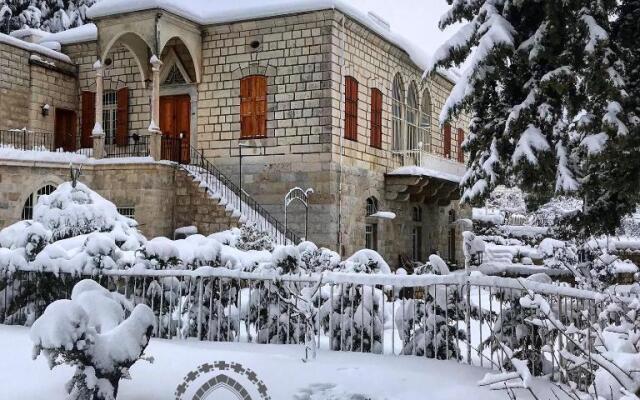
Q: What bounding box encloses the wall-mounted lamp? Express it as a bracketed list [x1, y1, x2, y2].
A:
[41, 104, 50, 117]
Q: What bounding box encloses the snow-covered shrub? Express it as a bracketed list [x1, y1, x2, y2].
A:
[298, 241, 340, 272]
[340, 249, 391, 274]
[483, 274, 556, 376]
[136, 237, 181, 269]
[34, 182, 140, 242]
[271, 245, 301, 274]
[235, 224, 274, 251]
[316, 250, 389, 353]
[31, 280, 154, 400]
[396, 258, 465, 359]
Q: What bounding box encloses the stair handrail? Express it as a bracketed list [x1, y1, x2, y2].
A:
[186, 145, 301, 245]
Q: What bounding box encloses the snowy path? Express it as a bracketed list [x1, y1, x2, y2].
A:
[0, 325, 569, 400]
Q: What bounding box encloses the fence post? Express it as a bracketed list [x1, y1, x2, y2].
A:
[92, 133, 105, 159]
[197, 277, 204, 340]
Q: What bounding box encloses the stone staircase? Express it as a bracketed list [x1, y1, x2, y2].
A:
[174, 168, 243, 236]
[174, 146, 298, 245]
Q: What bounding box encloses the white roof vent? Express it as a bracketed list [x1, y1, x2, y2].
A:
[367, 11, 391, 31]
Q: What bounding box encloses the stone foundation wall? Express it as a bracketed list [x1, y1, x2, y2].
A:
[0, 161, 240, 239]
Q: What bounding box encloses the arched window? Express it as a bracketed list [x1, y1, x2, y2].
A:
[366, 196, 379, 216]
[448, 209, 457, 223]
[22, 185, 57, 220]
[391, 74, 405, 151]
[420, 89, 432, 152]
[406, 82, 419, 152]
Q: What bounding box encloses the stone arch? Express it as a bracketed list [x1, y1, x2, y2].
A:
[192, 374, 252, 400]
[232, 64, 277, 80]
[101, 31, 153, 83]
[159, 36, 199, 84]
[15, 175, 65, 221]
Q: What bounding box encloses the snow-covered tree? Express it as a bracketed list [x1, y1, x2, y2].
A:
[317, 250, 390, 353]
[0, 0, 96, 34]
[31, 279, 154, 400]
[396, 255, 465, 359]
[430, 0, 639, 236]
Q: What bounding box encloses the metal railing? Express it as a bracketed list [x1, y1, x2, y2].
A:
[104, 134, 150, 158]
[160, 135, 187, 163]
[0, 129, 55, 151]
[0, 267, 614, 390]
[183, 146, 301, 245]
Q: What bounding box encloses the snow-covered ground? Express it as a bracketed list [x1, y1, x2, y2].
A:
[0, 324, 566, 400]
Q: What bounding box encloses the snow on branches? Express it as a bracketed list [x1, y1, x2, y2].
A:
[429, 0, 639, 235]
[31, 279, 154, 400]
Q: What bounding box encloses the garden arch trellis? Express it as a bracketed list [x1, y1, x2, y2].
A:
[284, 187, 314, 240]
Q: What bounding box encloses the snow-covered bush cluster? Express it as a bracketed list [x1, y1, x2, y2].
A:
[31, 279, 154, 400]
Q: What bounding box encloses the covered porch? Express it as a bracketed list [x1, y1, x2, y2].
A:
[86, 9, 202, 161]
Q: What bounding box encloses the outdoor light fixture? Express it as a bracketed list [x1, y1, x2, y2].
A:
[41, 104, 50, 117]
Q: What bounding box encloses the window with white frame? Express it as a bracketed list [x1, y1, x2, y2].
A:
[406, 82, 419, 152]
[22, 185, 57, 220]
[103, 90, 117, 145]
[365, 223, 378, 251]
[420, 89, 432, 152]
[391, 73, 405, 151]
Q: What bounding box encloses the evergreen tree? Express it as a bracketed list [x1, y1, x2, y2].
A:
[0, 0, 95, 34]
[430, 0, 639, 237]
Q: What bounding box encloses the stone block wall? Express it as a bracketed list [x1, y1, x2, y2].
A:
[196, 10, 339, 248]
[0, 161, 240, 240]
[0, 41, 78, 134]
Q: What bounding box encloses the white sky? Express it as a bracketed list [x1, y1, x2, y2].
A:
[348, 0, 456, 55]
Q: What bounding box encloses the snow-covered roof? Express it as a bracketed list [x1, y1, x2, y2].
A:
[86, 0, 436, 73]
[38, 24, 98, 45]
[0, 33, 71, 63]
[388, 166, 462, 184]
[9, 28, 52, 41]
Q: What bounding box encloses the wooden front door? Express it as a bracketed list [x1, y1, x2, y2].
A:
[160, 95, 190, 163]
[54, 109, 77, 152]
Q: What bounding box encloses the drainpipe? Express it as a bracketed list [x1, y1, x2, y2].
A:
[337, 16, 346, 256]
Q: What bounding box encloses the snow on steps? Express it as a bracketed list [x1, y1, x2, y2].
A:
[181, 164, 290, 243]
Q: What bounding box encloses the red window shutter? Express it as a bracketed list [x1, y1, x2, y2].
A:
[443, 123, 452, 158]
[116, 87, 129, 146]
[345, 76, 358, 141]
[240, 75, 267, 138]
[81, 91, 95, 148]
[370, 88, 382, 148]
[457, 128, 465, 163]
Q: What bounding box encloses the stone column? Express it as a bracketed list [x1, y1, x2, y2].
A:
[92, 60, 105, 159]
[148, 55, 163, 160]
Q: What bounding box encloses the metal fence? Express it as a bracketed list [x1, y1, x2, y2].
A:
[0, 268, 610, 388]
[0, 129, 55, 151]
[105, 134, 150, 158]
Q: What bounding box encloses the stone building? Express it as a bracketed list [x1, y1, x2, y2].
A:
[0, 0, 470, 269]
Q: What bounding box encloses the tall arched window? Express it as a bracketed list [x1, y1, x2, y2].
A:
[420, 89, 432, 152]
[391, 74, 405, 151]
[406, 82, 419, 152]
[22, 185, 57, 220]
[366, 196, 379, 216]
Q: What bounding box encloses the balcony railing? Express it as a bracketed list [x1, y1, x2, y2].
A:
[104, 134, 150, 158]
[0, 129, 55, 151]
[392, 149, 466, 177]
